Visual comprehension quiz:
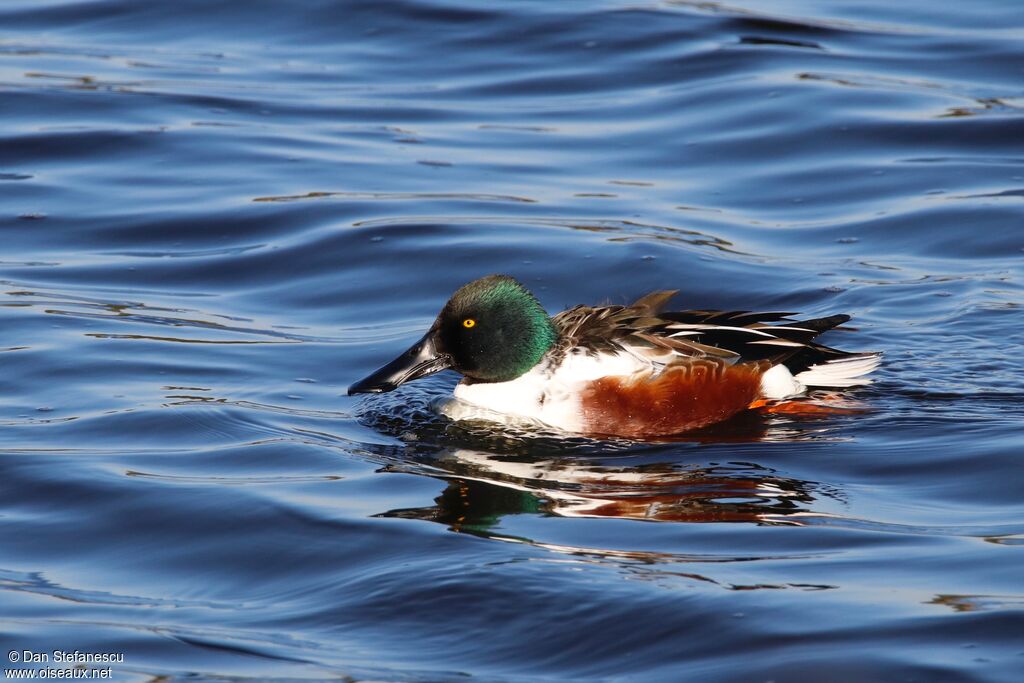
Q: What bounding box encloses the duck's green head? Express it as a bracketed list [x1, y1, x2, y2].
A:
[348, 275, 558, 394]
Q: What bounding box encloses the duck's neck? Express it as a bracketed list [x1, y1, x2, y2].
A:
[496, 309, 557, 381]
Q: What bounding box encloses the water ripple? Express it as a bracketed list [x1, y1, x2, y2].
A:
[2, 1, 1022, 681]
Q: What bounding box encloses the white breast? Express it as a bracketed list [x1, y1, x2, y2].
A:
[443, 350, 650, 433]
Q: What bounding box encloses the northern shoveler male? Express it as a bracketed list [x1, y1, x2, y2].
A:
[348, 275, 880, 438]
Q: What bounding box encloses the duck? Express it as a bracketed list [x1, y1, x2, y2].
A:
[348, 274, 880, 438]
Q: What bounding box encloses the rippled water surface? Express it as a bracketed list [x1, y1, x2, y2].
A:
[2, 1, 1023, 681]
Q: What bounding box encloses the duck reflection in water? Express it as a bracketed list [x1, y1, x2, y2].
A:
[377, 448, 828, 533]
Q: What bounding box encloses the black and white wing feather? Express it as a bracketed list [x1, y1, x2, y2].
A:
[551, 290, 877, 373]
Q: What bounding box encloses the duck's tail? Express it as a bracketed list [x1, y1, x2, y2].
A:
[793, 352, 882, 388]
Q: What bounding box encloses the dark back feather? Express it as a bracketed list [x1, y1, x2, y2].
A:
[551, 291, 863, 370]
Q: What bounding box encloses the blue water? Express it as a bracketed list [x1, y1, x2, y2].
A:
[2, 1, 1023, 681]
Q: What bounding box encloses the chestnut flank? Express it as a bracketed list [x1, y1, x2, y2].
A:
[580, 359, 768, 437]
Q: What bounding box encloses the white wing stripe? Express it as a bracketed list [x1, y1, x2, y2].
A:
[747, 339, 806, 348]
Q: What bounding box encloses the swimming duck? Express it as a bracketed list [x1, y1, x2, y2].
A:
[348, 275, 880, 437]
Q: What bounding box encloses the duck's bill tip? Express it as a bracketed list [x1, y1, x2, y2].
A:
[347, 379, 396, 395]
[347, 332, 451, 396]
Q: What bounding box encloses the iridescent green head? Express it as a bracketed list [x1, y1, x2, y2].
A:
[348, 275, 558, 394]
[435, 274, 557, 382]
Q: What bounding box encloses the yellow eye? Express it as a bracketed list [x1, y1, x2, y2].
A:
[463, 318, 476, 328]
